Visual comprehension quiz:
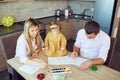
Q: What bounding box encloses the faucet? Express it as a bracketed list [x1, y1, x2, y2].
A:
[81, 8, 94, 18]
[82, 9, 88, 16]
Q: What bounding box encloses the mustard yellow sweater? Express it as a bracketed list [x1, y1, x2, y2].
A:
[44, 31, 68, 57]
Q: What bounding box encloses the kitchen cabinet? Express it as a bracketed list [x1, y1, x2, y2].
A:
[72, 19, 87, 40]
[60, 19, 72, 40]
[81, 0, 95, 1]
[0, 48, 7, 71]
[46, 19, 72, 40]
[0, 0, 16, 2]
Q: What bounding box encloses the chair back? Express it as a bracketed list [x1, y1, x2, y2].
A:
[0, 31, 22, 60]
[0, 31, 22, 80]
[104, 37, 117, 66]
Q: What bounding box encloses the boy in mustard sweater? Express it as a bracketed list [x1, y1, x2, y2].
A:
[43, 20, 68, 57]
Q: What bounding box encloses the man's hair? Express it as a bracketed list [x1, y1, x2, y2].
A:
[84, 20, 100, 35]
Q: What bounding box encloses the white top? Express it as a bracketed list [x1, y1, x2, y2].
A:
[15, 34, 44, 63]
[75, 29, 110, 61]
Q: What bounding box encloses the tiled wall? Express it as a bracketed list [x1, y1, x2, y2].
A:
[69, 0, 95, 16]
[0, 0, 68, 25]
[0, 0, 95, 25]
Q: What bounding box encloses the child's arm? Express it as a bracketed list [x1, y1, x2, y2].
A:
[61, 34, 67, 50]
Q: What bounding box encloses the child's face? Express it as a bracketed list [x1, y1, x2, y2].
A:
[51, 25, 60, 34]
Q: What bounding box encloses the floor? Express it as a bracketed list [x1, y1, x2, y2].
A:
[0, 70, 9, 80]
[0, 39, 120, 80]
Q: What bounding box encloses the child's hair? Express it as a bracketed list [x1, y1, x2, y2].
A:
[50, 20, 62, 31]
[23, 18, 41, 55]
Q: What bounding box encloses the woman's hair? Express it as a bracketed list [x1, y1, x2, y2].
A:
[23, 18, 41, 55]
[50, 20, 62, 30]
[84, 20, 100, 35]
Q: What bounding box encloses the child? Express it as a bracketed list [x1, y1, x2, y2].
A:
[43, 20, 68, 57]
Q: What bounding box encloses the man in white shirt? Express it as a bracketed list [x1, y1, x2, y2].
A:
[71, 20, 110, 70]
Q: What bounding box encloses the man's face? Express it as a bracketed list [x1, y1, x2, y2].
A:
[85, 33, 97, 39]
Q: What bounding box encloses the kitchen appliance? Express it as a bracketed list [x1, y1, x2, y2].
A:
[64, 9, 69, 17]
[55, 9, 61, 17]
[93, 0, 117, 35]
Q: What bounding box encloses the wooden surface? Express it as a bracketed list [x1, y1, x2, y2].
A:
[7, 51, 120, 80]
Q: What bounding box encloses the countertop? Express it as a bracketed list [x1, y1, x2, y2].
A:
[0, 14, 92, 36]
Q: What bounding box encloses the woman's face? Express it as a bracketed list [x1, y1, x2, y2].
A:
[29, 26, 39, 38]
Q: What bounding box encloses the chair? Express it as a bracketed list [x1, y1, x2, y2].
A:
[0, 31, 22, 80]
[104, 37, 117, 66]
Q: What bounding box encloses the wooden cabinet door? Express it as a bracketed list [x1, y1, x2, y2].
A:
[46, 24, 50, 34]
[72, 19, 87, 40]
[0, 48, 7, 71]
[0, 0, 16, 2]
[60, 19, 72, 40]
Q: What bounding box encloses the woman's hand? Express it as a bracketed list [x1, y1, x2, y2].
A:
[71, 52, 78, 58]
[31, 49, 40, 58]
[40, 62, 48, 69]
[80, 60, 93, 70]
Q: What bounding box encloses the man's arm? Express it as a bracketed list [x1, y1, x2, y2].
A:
[80, 58, 104, 70]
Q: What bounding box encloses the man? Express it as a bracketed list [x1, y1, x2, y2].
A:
[71, 20, 110, 70]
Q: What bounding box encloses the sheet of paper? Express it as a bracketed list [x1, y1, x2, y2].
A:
[19, 64, 40, 75]
[48, 56, 88, 66]
[48, 56, 70, 65]
[70, 57, 88, 66]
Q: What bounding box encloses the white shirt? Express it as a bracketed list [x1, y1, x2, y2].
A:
[75, 29, 110, 61]
[15, 34, 44, 63]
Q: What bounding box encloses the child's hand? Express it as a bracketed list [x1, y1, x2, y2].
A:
[61, 47, 65, 50]
[45, 47, 48, 50]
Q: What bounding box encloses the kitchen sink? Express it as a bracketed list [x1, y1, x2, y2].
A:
[74, 14, 93, 20]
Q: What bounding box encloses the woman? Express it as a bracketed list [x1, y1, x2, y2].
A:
[43, 20, 68, 57]
[15, 18, 47, 68]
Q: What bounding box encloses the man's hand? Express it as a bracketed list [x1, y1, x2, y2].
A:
[71, 52, 79, 58]
[80, 60, 93, 70]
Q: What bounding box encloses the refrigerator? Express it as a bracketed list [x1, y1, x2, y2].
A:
[93, 0, 117, 35]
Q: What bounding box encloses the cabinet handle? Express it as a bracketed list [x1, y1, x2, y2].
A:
[66, 20, 70, 23]
[76, 20, 80, 22]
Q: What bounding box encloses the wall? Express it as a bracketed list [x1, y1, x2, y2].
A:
[69, 0, 95, 16]
[0, 0, 68, 25]
[111, 0, 120, 37]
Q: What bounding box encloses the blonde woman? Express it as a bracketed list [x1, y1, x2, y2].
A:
[43, 20, 68, 57]
[15, 18, 47, 68]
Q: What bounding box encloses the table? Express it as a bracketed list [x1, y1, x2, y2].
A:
[7, 51, 120, 80]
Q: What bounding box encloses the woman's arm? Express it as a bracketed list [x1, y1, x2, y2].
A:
[26, 58, 47, 68]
